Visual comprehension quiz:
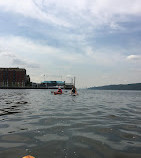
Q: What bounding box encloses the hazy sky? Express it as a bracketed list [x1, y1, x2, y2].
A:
[0, 0, 141, 88]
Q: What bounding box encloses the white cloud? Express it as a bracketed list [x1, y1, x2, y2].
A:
[12, 58, 40, 68]
[43, 0, 141, 30]
[90, 0, 141, 15]
[127, 55, 141, 60]
[0, 35, 139, 70]
[0, 35, 84, 64]
[0, 48, 40, 68]
[0, 51, 16, 58]
[0, 35, 126, 72]
[0, 0, 71, 27]
[85, 46, 125, 66]
[0, 0, 141, 29]
[0, 36, 58, 55]
[43, 0, 141, 15]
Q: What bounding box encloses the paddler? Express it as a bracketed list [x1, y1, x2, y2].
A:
[57, 87, 62, 93]
[71, 86, 77, 95]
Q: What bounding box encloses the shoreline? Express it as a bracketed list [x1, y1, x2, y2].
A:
[0, 87, 71, 90]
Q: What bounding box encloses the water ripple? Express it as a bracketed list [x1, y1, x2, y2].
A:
[0, 89, 141, 158]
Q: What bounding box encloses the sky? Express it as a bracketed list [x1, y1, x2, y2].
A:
[0, 0, 141, 88]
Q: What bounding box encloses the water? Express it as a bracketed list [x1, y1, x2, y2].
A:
[0, 89, 141, 158]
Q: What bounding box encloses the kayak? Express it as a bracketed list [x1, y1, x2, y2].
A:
[71, 93, 78, 96]
[54, 91, 62, 95]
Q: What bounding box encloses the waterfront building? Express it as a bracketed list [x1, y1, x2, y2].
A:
[0, 68, 27, 88]
[25, 75, 31, 86]
[40, 81, 73, 89]
[41, 81, 65, 88]
[64, 83, 73, 89]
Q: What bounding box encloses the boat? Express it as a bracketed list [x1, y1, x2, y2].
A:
[54, 91, 62, 95]
[71, 93, 77, 96]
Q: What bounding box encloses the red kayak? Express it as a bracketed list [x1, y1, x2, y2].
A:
[54, 91, 62, 95]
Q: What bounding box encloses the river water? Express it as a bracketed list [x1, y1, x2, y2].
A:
[0, 89, 141, 158]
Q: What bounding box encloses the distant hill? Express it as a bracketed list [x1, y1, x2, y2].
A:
[88, 83, 141, 90]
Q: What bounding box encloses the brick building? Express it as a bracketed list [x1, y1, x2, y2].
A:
[0, 68, 26, 87]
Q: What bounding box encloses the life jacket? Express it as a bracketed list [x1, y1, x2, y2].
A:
[58, 89, 62, 93]
[72, 88, 76, 93]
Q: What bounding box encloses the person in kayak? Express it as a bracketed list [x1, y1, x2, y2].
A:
[71, 86, 77, 95]
[57, 87, 62, 93]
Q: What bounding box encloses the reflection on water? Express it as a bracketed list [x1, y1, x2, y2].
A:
[0, 89, 141, 158]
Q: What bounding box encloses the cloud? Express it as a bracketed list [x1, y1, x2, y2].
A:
[0, 35, 84, 65]
[0, 45, 40, 68]
[85, 46, 125, 66]
[12, 58, 40, 68]
[127, 55, 141, 60]
[12, 58, 26, 65]
[0, 0, 71, 27]
[0, 0, 141, 30]
[0, 36, 58, 55]
[40, 0, 141, 30]
[0, 51, 16, 58]
[1, 35, 140, 70]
